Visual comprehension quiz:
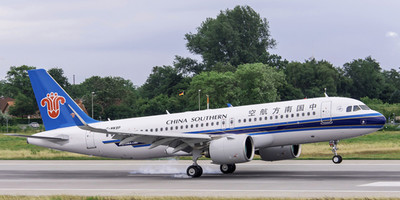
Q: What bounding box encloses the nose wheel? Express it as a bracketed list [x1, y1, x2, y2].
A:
[330, 140, 342, 164]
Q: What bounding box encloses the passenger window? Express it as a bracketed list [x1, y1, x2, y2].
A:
[201, 123, 203, 127]
[353, 105, 361, 112]
[307, 112, 310, 116]
[275, 116, 278, 119]
[190, 124, 193, 128]
[302, 113, 305, 116]
[296, 113, 299, 117]
[196, 124, 199, 128]
[216, 122, 219, 125]
[155, 128, 158, 132]
[265, 116, 268, 120]
[270, 116, 273, 120]
[286, 114, 289, 118]
[243, 119, 247, 123]
[291, 114, 294, 118]
[259, 117, 262, 121]
[313, 111, 316, 115]
[211, 122, 214, 126]
[249, 118, 252, 122]
[175, 126, 178, 130]
[170, 127, 173, 130]
[206, 123, 209, 126]
[346, 106, 352, 112]
[280, 115, 283, 119]
[238, 119, 241, 123]
[165, 127, 168, 131]
[254, 118, 257, 122]
[186, 125, 188, 129]
[150, 129, 153, 132]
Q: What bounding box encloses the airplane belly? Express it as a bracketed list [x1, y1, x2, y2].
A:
[265, 128, 379, 146]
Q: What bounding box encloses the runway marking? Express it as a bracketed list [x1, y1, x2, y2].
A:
[0, 188, 399, 193]
[360, 182, 400, 187]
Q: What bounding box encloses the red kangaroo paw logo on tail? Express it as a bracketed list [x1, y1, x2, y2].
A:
[41, 92, 66, 119]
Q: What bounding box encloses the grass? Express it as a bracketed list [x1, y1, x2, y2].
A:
[0, 126, 399, 160]
[300, 130, 400, 160]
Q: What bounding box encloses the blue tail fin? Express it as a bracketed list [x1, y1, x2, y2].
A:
[28, 69, 98, 130]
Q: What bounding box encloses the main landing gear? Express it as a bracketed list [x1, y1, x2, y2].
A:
[186, 149, 238, 178]
[330, 140, 342, 164]
[220, 164, 236, 174]
[187, 149, 203, 178]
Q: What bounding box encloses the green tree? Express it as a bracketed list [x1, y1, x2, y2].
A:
[8, 93, 37, 117]
[79, 76, 138, 119]
[185, 63, 284, 109]
[185, 5, 276, 68]
[173, 56, 205, 76]
[186, 71, 237, 110]
[140, 65, 190, 99]
[235, 63, 284, 105]
[3, 66, 37, 117]
[343, 56, 384, 99]
[3, 65, 36, 98]
[48, 68, 70, 90]
[285, 59, 340, 98]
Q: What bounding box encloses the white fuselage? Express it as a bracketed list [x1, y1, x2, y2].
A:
[28, 97, 386, 159]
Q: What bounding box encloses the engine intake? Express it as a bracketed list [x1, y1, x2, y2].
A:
[258, 144, 301, 161]
[208, 135, 254, 164]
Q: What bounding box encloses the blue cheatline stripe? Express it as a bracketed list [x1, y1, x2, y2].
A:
[102, 140, 120, 144]
[187, 113, 382, 134]
[185, 114, 385, 135]
[101, 113, 384, 148]
[132, 144, 151, 148]
[249, 125, 384, 136]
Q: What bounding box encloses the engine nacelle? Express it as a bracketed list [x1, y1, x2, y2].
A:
[258, 144, 301, 161]
[208, 135, 254, 164]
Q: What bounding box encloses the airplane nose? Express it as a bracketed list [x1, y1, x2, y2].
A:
[376, 113, 386, 126]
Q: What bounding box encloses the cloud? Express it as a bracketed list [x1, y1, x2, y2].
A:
[386, 31, 398, 38]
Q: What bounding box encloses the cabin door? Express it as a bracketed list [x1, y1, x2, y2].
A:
[320, 101, 332, 124]
[85, 131, 97, 149]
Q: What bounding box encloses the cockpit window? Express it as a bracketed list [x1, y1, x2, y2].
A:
[353, 105, 361, 112]
[359, 105, 370, 110]
[346, 106, 352, 112]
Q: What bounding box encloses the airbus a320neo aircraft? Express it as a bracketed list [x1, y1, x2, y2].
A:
[9, 69, 386, 177]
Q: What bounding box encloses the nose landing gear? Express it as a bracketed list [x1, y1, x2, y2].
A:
[330, 140, 342, 164]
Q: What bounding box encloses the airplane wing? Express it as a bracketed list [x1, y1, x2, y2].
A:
[66, 104, 212, 153]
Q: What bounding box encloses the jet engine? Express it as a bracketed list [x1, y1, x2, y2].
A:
[258, 144, 301, 161]
[207, 135, 254, 164]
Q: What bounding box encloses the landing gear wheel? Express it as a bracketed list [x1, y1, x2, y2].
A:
[187, 165, 203, 178]
[329, 140, 343, 164]
[332, 155, 342, 164]
[220, 164, 236, 174]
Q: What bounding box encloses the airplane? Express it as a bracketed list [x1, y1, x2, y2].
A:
[8, 69, 386, 178]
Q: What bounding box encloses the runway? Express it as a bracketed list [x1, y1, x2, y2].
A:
[0, 160, 399, 198]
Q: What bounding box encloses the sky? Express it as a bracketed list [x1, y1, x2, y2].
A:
[0, 0, 399, 86]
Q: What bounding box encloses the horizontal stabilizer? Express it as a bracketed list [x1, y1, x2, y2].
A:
[5, 134, 69, 141]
